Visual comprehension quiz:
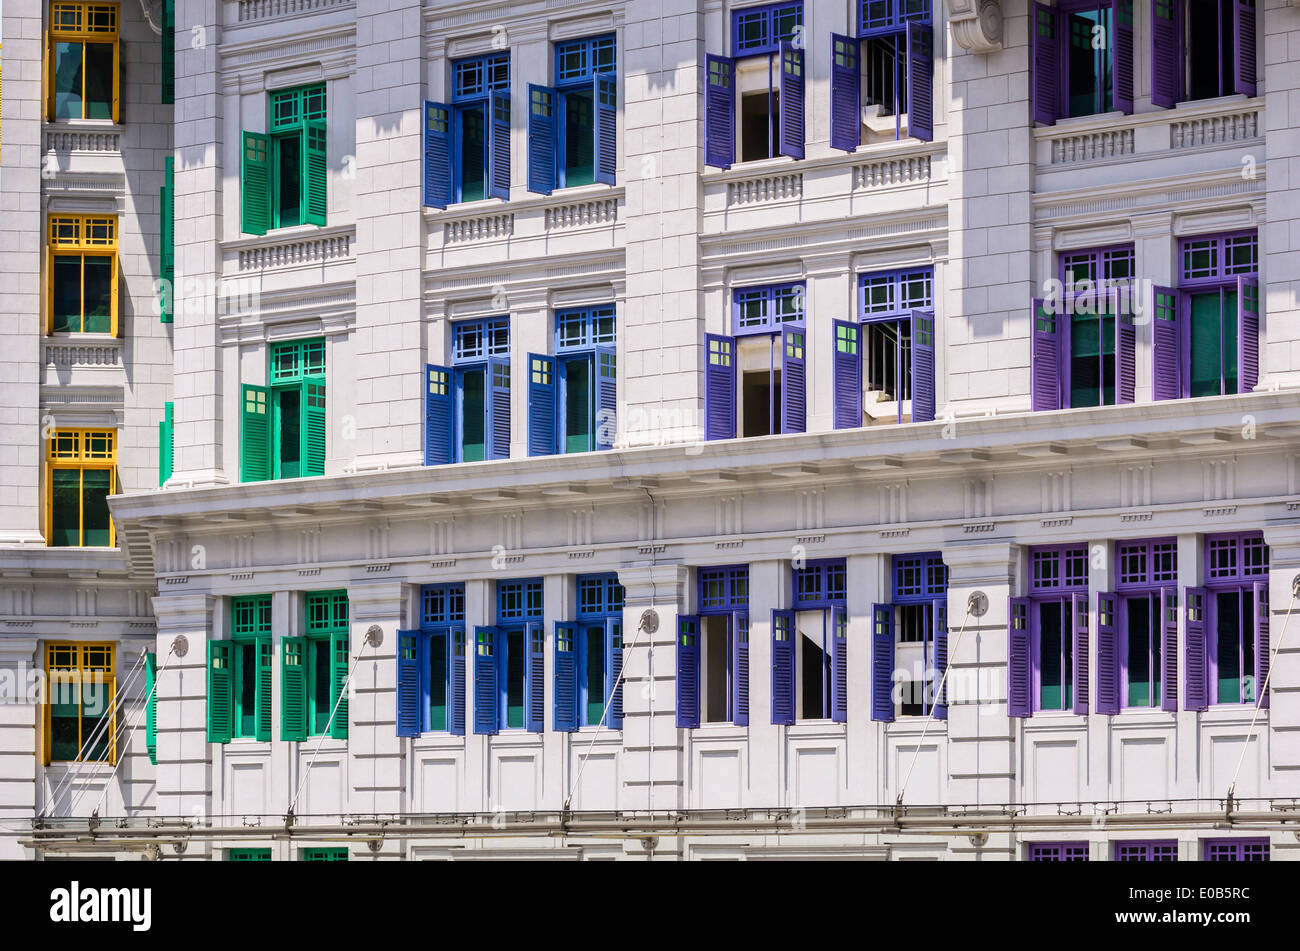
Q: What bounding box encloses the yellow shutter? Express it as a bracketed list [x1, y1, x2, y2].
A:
[43, 32, 51, 120]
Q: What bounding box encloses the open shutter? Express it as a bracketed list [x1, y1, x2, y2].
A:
[932, 599, 949, 720]
[145, 652, 158, 764]
[1031, 299, 1062, 412]
[830, 34, 860, 153]
[207, 640, 232, 744]
[424, 365, 454, 465]
[1032, 3, 1060, 125]
[396, 630, 421, 737]
[871, 604, 895, 722]
[304, 119, 328, 227]
[1151, 0, 1180, 107]
[1184, 587, 1208, 712]
[1161, 587, 1179, 712]
[833, 320, 863, 429]
[486, 357, 512, 460]
[1152, 286, 1182, 400]
[44, 30, 53, 121]
[473, 626, 500, 735]
[780, 326, 806, 434]
[450, 628, 466, 736]
[526, 85, 557, 195]
[527, 354, 558, 457]
[161, 0, 175, 104]
[732, 611, 750, 727]
[423, 102, 453, 209]
[1234, 0, 1257, 97]
[911, 309, 936, 422]
[329, 630, 350, 740]
[594, 73, 617, 185]
[778, 42, 805, 159]
[240, 131, 271, 236]
[771, 609, 795, 726]
[676, 616, 701, 729]
[705, 54, 735, 170]
[906, 21, 934, 141]
[525, 622, 545, 733]
[159, 402, 174, 486]
[160, 156, 175, 323]
[594, 346, 617, 451]
[1008, 598, 1032, 718]
[280, 637, 308, 742]
[1096, 593, 1119, 715]
[1238, 275, 1260, 393]
[1072, 592, 1089, 716]
[705, 333, 737, 440]
[1113, 0, 1135, 114]
[303, 376, 326, 477]
[831, 605, 848, 723]
[554, 623, 577, 732]
[112, 40, 120, 123]
[255, 637, 273, 742]
[1254, 581, 1270, 710]
[488, 90, 511, 200]
[607, 617, 624, 729]
[1115, 306, 1136, 404]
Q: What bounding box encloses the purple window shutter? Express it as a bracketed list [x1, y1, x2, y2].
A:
[871, 604, 895, 722]
[554, 623, 578, 732]
[396, 630, 421, 737]
[450, 628, 466, 736]
[526, 85, 557, 196]
[1115, 308, 1135, 404]
[676, 616, 700, 729]
[1095, 594, 1119, 715]
[1152, 286, 1182, 401]
[832, 320, 862, 429]
[830, 34, 860, 153]
[1073, 592, 1089, 716]
[911, 309, 936, 423]
[1008, 598, 1032, 718]
[1234, 0, 1257, 97]
[1184, 587, 1208, 712]
[705, 54, 735, 170]
[1113, 0, 1135, 114]
[1161, 588, 1178, 713]
[778, 42, 805, 160]
[1032, 3, 1060, 125]
[1254, 581, 1270, 710]
[1150, 0, 1180, 108]
[593, 73, 618, 186]
[525, 621, 544, 733]
[1031, 299, 1062, 411]
[488, 90, 511, 201]
[780, 326, 806, 434]
[906, 21, 934, 142]
[705, 333, 737, 440]
[732, 611, 750, 726]
[771, 609, 795, 726]
[1238, 275, 1260, 393]
[831, 605, 848, 723]
[932, 598, 948, 720]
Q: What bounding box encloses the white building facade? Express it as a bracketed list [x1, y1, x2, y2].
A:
[3, 0, 1300, 861]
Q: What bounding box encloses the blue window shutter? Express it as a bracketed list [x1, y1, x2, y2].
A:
[607, 617, 624, 729]
[1032, 3, 1059, 125]
[1072, 592, 1089, 716]
[486, 357, 512, 460]
[780, 326, 806, 434]
[732, 611, 750, 727]
[450, 627, 466, 735]
[871, 604, 895, 722]
[473, 626, 500, 734]
[932, 598, 948, 720]
[1234, 0, 1257, 97]
[425, 364, 454, 465]
[1238, 276, 1259, 393]
[1115, 309, 1136, 403]
[676, 615, 700, 729]
[526, 84, 556, 195]
[778, 42, 805, 159]
[831, 605, 848, 723]
[594, 73, 617, 186]
[488, 90, 511, 200]
[525, 621, 544, 733]
[906, 21, 934, 141]
[832, 320, 862, 429]
[554, 623, 578, 732]
[527, 354, 558, 456]
[911, 309, 936, 423]
[1031, 299, 1062, 412]
[396, 630, 421, 737]
[705, 55, 735, 170]
[1113, 0, 1134, 114]
[771, 609, 795, 726]
[594, 345, 617, 451]
[830, 34, 860, 153]
[1184, 587, 1208, 711]
[1008, 598, 1032, 718]
[1152, 286, 1182, 400]
[1254, 581, 1270, 710]
[705, 333, 737, 440]
[1161, 588, 1179, 713]
[1151, 0, 1181, 107]
[423, 101, 453, 208]
[1095, 594, 1119, 715]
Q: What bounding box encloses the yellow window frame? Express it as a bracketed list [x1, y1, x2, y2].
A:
[45, 2, 120, 123]
[43, 641, 117, 767]
[46, 214, 119, 336]
[46, 428, 117, 548]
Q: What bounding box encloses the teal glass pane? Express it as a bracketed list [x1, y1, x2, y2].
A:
[50, 713, 81, 761]
[81, 469, 112, 547]
[1223, 290, 1238, 394]
[506, 629, 524, 729]
[275, 133, 303, 228]
[51, 469, 82, 547]
[430, 633, 447, 731]
[564, 89, 595, 187]
[54, 42, 85, 119]
[461, 368, 485, 462]
[564, 357, 591, 454]
[1065, 8, 1111, 118]
[277, 385, 302, 479]
[312, 638, 331, 734]
[1190, 292, 1224, 398]
[52, 256, 82, 333]
[585, 625, 605, 726]
[1127, 597, 1149, 707]
[1217, 591, 1240, 704]
[459, 106, 486, 203]
[83, 43, 114, 119]
[1040, 601, 1062, 711]
[82, 256, 113, 333]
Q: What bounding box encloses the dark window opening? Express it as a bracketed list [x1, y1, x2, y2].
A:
[864, 35, 906, 116]
[429, 632, 448, 731]
[458, 105, 487, 203]
[311, 639, 331, 735]
[800, 627, 829, 720]
[276, 387, 302, 479]
[703, 615, 730, 723]
[899, 678, 924, 717]
[460, 367, 486, 462]
[740, 88, 780, 162]
[865, 319, 912, 400]
[564, 356, 593, 453]
[238, 642, 256, 737]
[563, 89, 596, 188]
[1189, 290, 1239, 398]
[898, 603, 929, 643]
[1065, 5, 1113, 118]
[742, 368, 781, 437]
[506, 629, 525, 728]
[274, 133, 303, 228]
[1186, 0, 1236, 101]
[584, 623, 606, 725]
[1039, 600, 1073, 711]
[1068, 311, 1116, 407]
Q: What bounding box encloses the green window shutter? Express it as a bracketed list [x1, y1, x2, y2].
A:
[228, 848, 271, 861]
[255, 635, 273, 741]
[302, 376, 326, 477]
[159, 401, 174, 486]
[161, 0, 175, 105]
[281, 636, 308, 741]
[240, 131, 271, 236]
[329, 630, 349, 740]
[304, 119, 328, 227]
[207, 640, 233, 744]
[160, 156, 175, 323]
[145, 652, 158, 765]
[240, 384, 271, 482]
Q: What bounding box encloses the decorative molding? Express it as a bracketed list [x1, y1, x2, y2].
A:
[444, 213, 515, 244]
[727, 171, 803, 206]
[45, 130, 121, 153]
[235, 230, 353, 272]
[795, 534, 825, 545]
[1203, 505, 1239, 518]
[1170, 109, 1259, 150]
[43, 343, 121, 368]
[1048, 128, 1134, 165]
[880, 529, 911, 538]
[947, 0, 1003, 52]
[235, 0, 354, 26]
[544, 198, 618, 231]
[962, 523, 998, 534]
[853, 155, 931, 189]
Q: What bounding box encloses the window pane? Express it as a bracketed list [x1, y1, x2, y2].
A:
[1190, 292, 1224, 397]
[1127, 597, 1150, 707]
[278, 386, 302, 478]
[586, 625, 605, 725]
[83, 42, 115, 119]
[506, 630, 525, 728]
[82, 256, 113, 333]
[276, 134, 303, 228]
[564, 89, 595, 187]
[238, 642, 256, 737]
[51, 469, 83, 546]
[82, 677, 112, 760]
[459, 106, 486, 203]
[81, 469, 112, 547]
[54, 42, 85, 119]
[430, 633, 447, 731]
[1040, 601, 1063, 711]
[1217, 591, 1240, 703]
[461, 368, 485, 462]
[52, 256, 83, 333]
[312, 640, 331, 734]
[564, 356, 592, 454]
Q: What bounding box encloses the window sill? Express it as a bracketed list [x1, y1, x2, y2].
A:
[1174, 93, 1249, 110]
[44, 118, 122, 131]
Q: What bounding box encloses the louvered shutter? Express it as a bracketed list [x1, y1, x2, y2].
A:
[906, 21, 934, 141]
[1115, 306, 1136, 403]
[778, 42, 805, 159]
[161, 0, 175, 104]
[423, 102, 453, 209]
[607, 617, 624, 729]
[240, 131, 271, 236]
[705, 333, 736, 440]
[705, 55, 735, 170]
[911, 309, 936, 422]
[240, 384, 271, 482]
[145, 652, 158, 764]
[771, 609, 795, 725]
[1151, 0, 1180, 107]
[831, 605, 848, 723]
[554, 623, 577, 732]
[207, 640, 232, 744]
[1238, 276, 1259, 393]
[526, 621, 544, 733]
[676, 616, 701, 729]
[396, 630, 421, 738]
[1161, 587, 1179, 713]
[1152, 286, 1182, 400]
[1184, 587, 1208, 712]
[1032, 3, 1060, 125]
[304, 119, 328, 226]
[594, 346, 618, 451]
[424, 365, 454, 465]
[1073, 592, 1089, 716]
[833, 320, 863, 429]
[473, 627, 500, 735]
[872, 604, 895, 722]
[1234, 0, 1257, 97]
[255, 636, 273, 742]
[830, 34, 860, 152]
[932, 598, 949, 720]
[488, 90, 511, 200]
[1096, 593, 1119, 715]
[1031, 299, 1062, 411]
[280, 637, 308, 742]
[450, 628, 466, 736]
[594, 73, 617, 186]
[1008, 598, 1032, 718]
[732, 611, 749, 727]
[527, 85, 557, 195]
[527, 354, 558, 457]
[302, 376, 327, 477]
[329, 630, 349, 740]
[1113, 0, 1134, 114]
[160, 156, 175, 323]
[486, 357, 512, 460]
[780, 326, 806, 433]
[1254, 581, 1269, 710]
